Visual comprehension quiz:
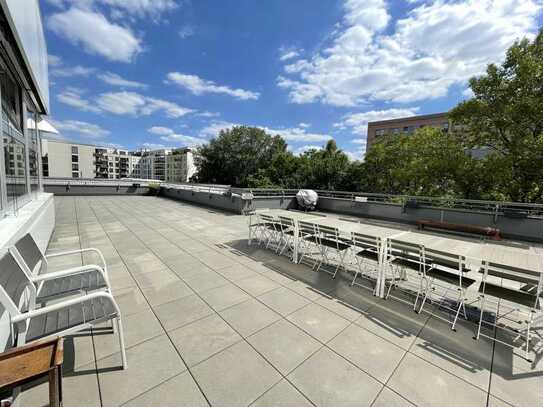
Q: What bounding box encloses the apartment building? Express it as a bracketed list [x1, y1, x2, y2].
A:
[41, 139, 141, 179]
[366, 112, 450, 151]
[41, 139, 194, 182]
[132, 148, 196, 182]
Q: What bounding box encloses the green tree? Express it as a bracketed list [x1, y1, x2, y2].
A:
[192, 126, 287, 187]
[449, 29, 543, 202]
[298, 140, 351, 190]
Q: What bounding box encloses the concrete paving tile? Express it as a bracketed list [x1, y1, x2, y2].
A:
[286, 303, 350, 343]
[215, 263, 258, 281]
[288, 347, 382, 407]
[183, 271, 230, 293]
[170, 314, 242, 367]
[123, 371, 209, 407]
[154, 294, 214, 331]
[112, 286, 150, 317]
[220, 298, 282, 337]
[316, 295, 364, 321]
[247, 319, 321, 375]
[354, 298, 430, 350]
[132, 268, 179, 289]
[199, 283, 251, 311]
[235, 274, 281, 296]
[387, 353, 488, 407]
[411, 317, 493, 391]
[97, 335, 186, 407]
[141, 279, 194, 307]
[191, 341, 281, 407]
[328, 323, 405, 382]
[372, 387, 415, 407]
[257, 286, 311, 316]
[250, 379, 313, 407]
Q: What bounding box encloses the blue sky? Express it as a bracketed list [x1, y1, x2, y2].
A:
[44, 0, 543, 159]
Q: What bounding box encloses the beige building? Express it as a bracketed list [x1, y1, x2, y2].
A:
[366, 112, 449, 152]
[134, 148, 196, 183]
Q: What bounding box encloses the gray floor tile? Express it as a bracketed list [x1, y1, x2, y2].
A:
[183, 271, 230, 293]
[316, 294, 364, 321]
[287, 303, 350, 343]
[215, 263, 259, 281]
[141, 279, 194, 307]
[372, 387, 415, 407]
[220, 298, 282, 337]
[123, 371, 209, 407]
[97, 335, 186, 407]
[250, 379, 313, 407]
[113, 286, 150, 317]
[235, 274, 281, 296]
[328, 323, 405, 382]
[170, 314, 242, 367]
[132, 268, 178, 289]
[248, 319, 321, 375]
[257, 286, 311, 316]
[411, 316, 493, 391]
[200, 283, 251, 311]
[387, 353, 488, 407]
[154, 294, 214, 331]
[192, 341, 281, 407]
[288, 347, 382, 407]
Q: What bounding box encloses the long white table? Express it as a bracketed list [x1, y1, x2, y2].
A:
[248, 209, 543, 297]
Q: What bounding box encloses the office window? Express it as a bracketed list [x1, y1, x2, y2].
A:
[72, 172, 79, 178]
[71, 146, 78, 154]
[72, 155, 79, 162]
[72, 163, 79, 171]
[403, 126, 409, 133]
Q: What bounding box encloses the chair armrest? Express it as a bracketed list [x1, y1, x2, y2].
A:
[12, 291, 120, 323]
[45, 248, 107, 274]
[33, 264, 106, 283]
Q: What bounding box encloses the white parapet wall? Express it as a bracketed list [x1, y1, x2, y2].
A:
[0, 193, 55, 351]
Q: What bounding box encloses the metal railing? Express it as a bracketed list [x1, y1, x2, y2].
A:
[162, 182, 231, 195]
[43, 177, 161, 187]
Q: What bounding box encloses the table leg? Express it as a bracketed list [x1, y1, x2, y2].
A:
[248, 214, 252, 246]
[48, 368, 60, 407]
[293, 222, 299, 263]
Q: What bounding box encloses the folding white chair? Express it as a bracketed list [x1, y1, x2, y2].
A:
[475, 261, 542, 362]
[0, 250, 127, 369]
[277, 216, 296, 259]
[12, 233, 110, 302]
[249, 213, 275, 247]
[297, 221, 319, 269]
[313, 225, 350, 278]
[257, 213, 281, 250]
[384, 239, 427, 311]
[418, 248, 476, 330]
[351, 232, 381, 292]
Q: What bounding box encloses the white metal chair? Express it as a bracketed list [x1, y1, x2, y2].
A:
[384, 239, 427, 310]
[0, 250, 127, 369]
[350, 232, 381, 292]
[12, 233, 110, 302]
[297, 221, 320, 269]
[277, 216, 296, 259]
[256, 213, 280, 249]
[313, 225, 350, 278]
[418, 247, 476, 330]
[249, 212, 275, 246]
[475, 261, 542, 362]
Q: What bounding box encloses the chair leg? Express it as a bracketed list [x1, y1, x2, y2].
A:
[418, 279, 432, 314]
[451, 295, 464, 331]
[117, 317, 128, 369]
[525, 312, 534, 362]
[474, 296, 486, 340]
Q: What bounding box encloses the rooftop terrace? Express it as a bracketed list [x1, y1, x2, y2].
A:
[18, 195, 542, 407]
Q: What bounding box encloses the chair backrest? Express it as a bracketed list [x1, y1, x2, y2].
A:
[482, 261, 543, 287]
[425, 247, 468, 273]
[298, 221, 316, 236]
[278, 216, 295, 228]
[388, 238, 426, 269]
[0, 250, 35, 316]
[352, 232, 380, 251]
[14, 233, 44, 275]
[259, 213, 276, 223]
[317, 224, 339, 239]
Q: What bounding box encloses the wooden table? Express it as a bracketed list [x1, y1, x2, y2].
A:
[0, 338, 64, 407]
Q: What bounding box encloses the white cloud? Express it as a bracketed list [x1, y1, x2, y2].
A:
[178, 25, 195, 39]
[167, 72, 260, 100]
[462, 87, 475, 98]
[51, 65, 96, 77]
[48, 54, 62, 66]
[61, 90, 194, 118]
[298, 122, 310, 128]
[49, 7, 142, 62]
[141, 142, 171, 150]
[100, 0, 177, 19]
[98, 72, 147, 88]
[57, 87, 101, 113]
[52, 119, 110, 138]
[292, 145, 322, 155]
[148, 126, 207, 146]
[335, 107, 420, 136]
[278, 0, 542, 106]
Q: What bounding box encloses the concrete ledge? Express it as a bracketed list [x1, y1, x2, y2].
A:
[44, 184, 151, 195]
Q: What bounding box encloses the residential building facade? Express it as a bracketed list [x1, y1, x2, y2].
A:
[133, 147, 195, 183]
[366, 112, 449, 152]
